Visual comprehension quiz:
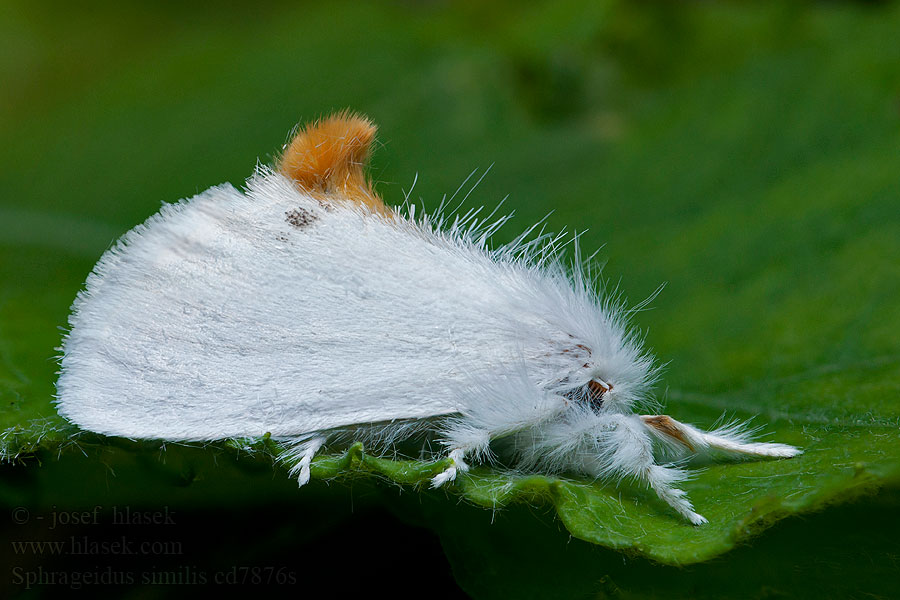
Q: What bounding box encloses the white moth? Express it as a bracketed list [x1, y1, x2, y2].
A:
[56, 113, 800, 525]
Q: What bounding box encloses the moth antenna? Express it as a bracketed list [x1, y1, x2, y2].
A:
[277, 110, 388, 214]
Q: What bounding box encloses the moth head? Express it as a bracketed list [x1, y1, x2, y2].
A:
[554, 335, 658, 414]
[586, 378, 613, 410]
[563, 371, 621, 414]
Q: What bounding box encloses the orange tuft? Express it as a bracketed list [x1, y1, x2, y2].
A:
[278, 111, 387, 214]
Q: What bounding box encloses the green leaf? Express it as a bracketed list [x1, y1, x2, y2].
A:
[1, 0, 899, 594]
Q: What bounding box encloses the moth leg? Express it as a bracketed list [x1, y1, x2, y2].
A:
[281, 436, 326, 486]
[590, 414, 707, 525]
[430, 447, 472, 488]
[640, 415, 801, 459]
[431, 391, 568, 488]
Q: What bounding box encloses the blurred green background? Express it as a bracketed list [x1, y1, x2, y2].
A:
[1, 1, 899, 598]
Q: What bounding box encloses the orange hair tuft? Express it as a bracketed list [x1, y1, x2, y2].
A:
[277, 111, 386, 213]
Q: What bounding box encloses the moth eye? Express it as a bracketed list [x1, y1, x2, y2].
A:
[587, 379, 612, 410]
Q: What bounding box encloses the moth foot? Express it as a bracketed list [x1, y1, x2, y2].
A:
[657, 485, 707, 525]
[284, 437, 325, 487]
[431, 467, 457, 488]
[681, 505, 708, 526]
[754, 442, 803, 458]
[297, 463, 312, 487]
[431, 448, 469, 488]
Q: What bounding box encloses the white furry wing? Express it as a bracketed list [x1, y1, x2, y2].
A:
[56, 170, 571, 440]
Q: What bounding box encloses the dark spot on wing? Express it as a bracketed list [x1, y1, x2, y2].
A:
[285, 207, 316, 229]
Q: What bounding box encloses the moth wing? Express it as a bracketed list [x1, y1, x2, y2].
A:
[56, 114, 459, 440]
[56, 177, 470, 440]
[57, 113, 570, 442]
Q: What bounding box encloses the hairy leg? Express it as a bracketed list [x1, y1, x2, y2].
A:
[585, 414, 708, 525]
[279, 436, 327, 486]
[431, 384, 568, 488]
[640, 415, 801, 459]
[431, 448, 473, 487]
